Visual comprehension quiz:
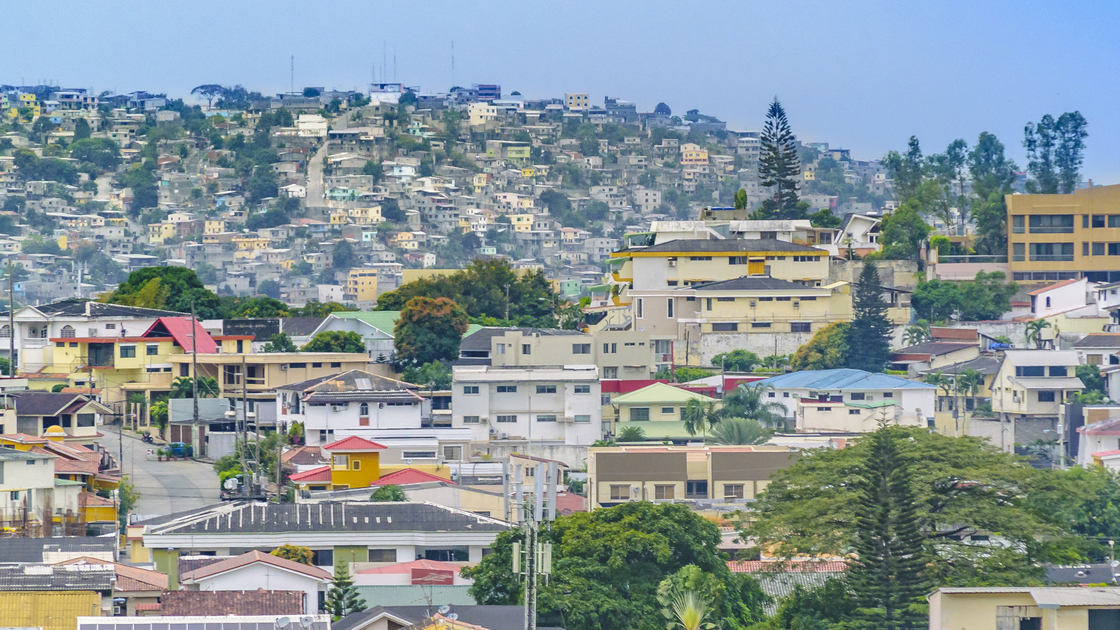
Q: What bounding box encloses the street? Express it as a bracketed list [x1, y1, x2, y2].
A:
[100, 426, 221, 518]
[305, 140, 330, 204]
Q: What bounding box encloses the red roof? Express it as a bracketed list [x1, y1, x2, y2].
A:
[1092, 450, 1120, 459]
[322, 435, 387, 451]
[371, 468, 454, 487]
[1028, 278, 1081, 296]
[142, 317, 218, 354]
[180, 550, 332, 583]
[289, 465, 331, 483]
[728, 560, 848, 573]
[357, 559, 461, 575]
[600, 379, 668, 394]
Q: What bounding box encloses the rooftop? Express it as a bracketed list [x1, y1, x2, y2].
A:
[691, 276, 815, 292]
[616, 238, 824, 255]
[755, 369, 936, 391]
[611, 382, 717, 405]
[159, 589, 306, 616]
[180, 550, 332, 583]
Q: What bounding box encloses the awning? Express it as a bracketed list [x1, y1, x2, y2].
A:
[1011, 377, 1085, 390]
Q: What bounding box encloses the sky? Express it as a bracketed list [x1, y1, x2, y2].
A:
[6, 0, 1119, 182]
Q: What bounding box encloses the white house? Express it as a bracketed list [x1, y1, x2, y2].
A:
[754, 368, 937, 431]
[838, 213, 881, 254]
[178, 550, 332, 615]
[307, 312, 398, 361]
[0, 447, 80, 527]
[451, 365, 601, 466]
[1029, 277, 1097, 319]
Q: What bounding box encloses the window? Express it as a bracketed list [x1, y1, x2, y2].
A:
[443, 445, 462, 461]
[359, 402, 369, 416]
[724, 484, 745, 500]
[1038, 391, 1056, 402]
[630, 407, 650, 422]
[496, 415, 518, 423]
[312, 362, 322, 368]
[119, 345, 136, 358]
[146, 344, 158, 356]
[729, 256, 748, 265]
[463, 385, 480, 395]
[1111, 216, 1120, 228]
[537, 414, 557, 422]
[497, 385, 517, 393]
[603, 367, 618, 379]
[717, 297, 735, 302]
[574, 414, 591, 423]
[574, 384, 591, 394]
[60, 325, 75, 338]
[610, 485, 630, 501]
[849, 409, 862, 415]
[1094, 242, 1106, 256]
[655, 484, 675, 500]
[1049, 366, 1068, 377]
[352, 460, 361, 470]
[712, 323, 738, 332]
[882, 392, 893, 398]
[462, 415, 481, 424]
[401, 450, 437, 459]
[1111, 243, 1120, 256]
[790, 322, 811, 333]
[602, 394, 612, 405]
[289, 362, 306, 369]
[0, 326, 9, 339]
[667, 299, 674, 318]
[1029, 242, 1074, 261]
[1093, 215, 1107, 228]
[56, 341, 65, 348]
[330, 362, 341, 368]
[661, 407, 676, 416]
[636, 298, 644, 318]
[820, 406, 832, 412]
[1016, 366, 1045, 377]
[1029, 214, 1075, 233]
[850, 392, 865, 400]
[495, 343, 505, 355]
[333, 454, 349, 468]
[686, 480, 708, 499]
[689, 256, 712, 261]
[536, 385, 557, 394]
[783, 392, 790, 397]
[312, 549, 334, 567]
[1013, 243, 1025, 261]
[181, 363, 191, 377]
[1084, 242, 1090, 257]
[105, 323, 116, 330]
[522, 344, 532, 355]
[572, 343, 591, 354]
[751, 322, 771, 329]
[368, 549, 396, 562]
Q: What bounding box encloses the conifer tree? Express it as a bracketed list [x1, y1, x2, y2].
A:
[847, 261, 892, 372]
[847, 423, 929, 630]
[325, 563, 367, 619]
[757, 98, 801, 218]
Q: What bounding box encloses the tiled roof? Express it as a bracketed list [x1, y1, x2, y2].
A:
[289, 465, 332, 483]
[159, 589, 305, 616]
[356, 558, 461, 575]
[177, 555, 232, 577]
[0, 433, 47, 445]
[282, 445, 329, 466]
[55, 557, 168, 592]
[729, 560, 847, 573]
[334, 606, 549, 630]
[142, 317, 218, 354]
[755, 368, 936, 391]
[323, 435, 387, 451]
[930, 327, 980, 341]
[371, 468, 455, 487]
[180, 550, 332, 583]
[1028, 278, 1081, 295]
[620, 238, 823, 254]
[139, 501, 510, 535]
[692, 276, 810, 292]
[1073, 334, 1120, 349]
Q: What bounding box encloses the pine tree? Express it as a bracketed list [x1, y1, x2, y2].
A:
[757, 98, 801, 218]
[846, 261, 892, 372]
[325, 563, 367, 619]
[847, 423, 929, 630]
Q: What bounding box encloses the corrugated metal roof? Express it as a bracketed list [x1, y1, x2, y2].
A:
[1011, 377, 1085, 390]
[756, 368, 936, 391]
[1001, 349, 1080, 366]
[611, 382, 717, 404]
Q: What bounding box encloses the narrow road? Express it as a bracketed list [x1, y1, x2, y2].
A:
[306, 140, 330, 204]
[100, 426, 220, 519]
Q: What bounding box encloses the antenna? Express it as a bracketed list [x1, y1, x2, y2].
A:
[290, 55, 294, 94]
[451, 40, 455, 88]
[393, 49, 397, 82]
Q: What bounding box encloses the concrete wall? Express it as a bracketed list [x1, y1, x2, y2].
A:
[931, 262, 1010, 281]
[828, 259, 919, 289]
[700, 331, 818, 363]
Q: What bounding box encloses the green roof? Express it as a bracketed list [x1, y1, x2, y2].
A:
[611, 383, 717, 405]
[354, 584, 475, 607]
[331, 310, 482, 338]
[847, 400, 897, 409]
[54, 478, 85, 487]
[616, 420, 696, 439]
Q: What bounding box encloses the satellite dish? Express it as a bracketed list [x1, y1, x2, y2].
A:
[447, 613, 458, 621]
[223, 477, 240, 490]
[1111, 560, 1119, 568]
[438, 605, 450, 615]
[299, 616, 315, 628]
[276, 617, 291, 629]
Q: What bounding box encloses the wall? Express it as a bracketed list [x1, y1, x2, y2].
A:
[932, 261, 1010, 281]
[700, 331, 818, 363]
[478, 442, 591, 469]
[195, 564, 320, 614]
[827, 259, 919, 289]
[928, 590, 1038, 630]
[0, 591, 102, 630]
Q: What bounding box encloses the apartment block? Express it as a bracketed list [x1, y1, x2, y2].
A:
[1007, 184, 1120, 282]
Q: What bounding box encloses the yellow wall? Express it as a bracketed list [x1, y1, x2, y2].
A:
[329, 451, 382, 489]
[1007, 184, 1120, 279]
[0, 591, 101, 630]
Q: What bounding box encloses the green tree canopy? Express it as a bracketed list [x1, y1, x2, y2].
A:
[302, 331, 366, 353]
[68, 138, 121, 171]
[712, 349, 761, 372]
[756, 98, 802, 218]
[790, 322, 850, 371]
[271, 544, 313, 565]
[262, 332, 298, 353]
[370, 484, 408, 501]
[401, 360, 452, 390]
[104, 267, 223, 318]
[846, 261, 892, 372]
[394, 296, 469, 366]
[877, 201, 930, 261]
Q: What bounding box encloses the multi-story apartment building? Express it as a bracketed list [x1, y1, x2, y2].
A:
[1007, 184, 1120, 283]
[345, 268, 379, 304]
[451, 365, 601, 466]
[587, 445, 799, 509]
[565, 93, 589, 111]
[980, 350, 1083, 452]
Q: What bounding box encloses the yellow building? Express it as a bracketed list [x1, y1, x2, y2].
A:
[330, 210, 350, 226]
[1007, 183, 1120, 283]
[147, 222, 176, 244]
[348, 205, 383, 225]
[508, 213, 534, 232]
[204, 219, 226, 234]
[680, 143, 710, 166]
[565, 93, 590, 110]
[929, 586, 1120, 630]
[345, 268, 379, 302]
[0, 591, 103, 630]
[323, 435, 384, 489]
[390, 232, 420, 250]
[232, 235, 269, 251]
[611, 382, 718, 439]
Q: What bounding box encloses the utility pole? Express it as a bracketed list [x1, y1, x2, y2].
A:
[8, 259, 14, 377]
[512, 462, 556, 630]
[191, 301, 199, 429]
[240, 353, 250, 497]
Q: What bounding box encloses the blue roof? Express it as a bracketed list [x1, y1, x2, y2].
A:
[755, 368, 936, 391]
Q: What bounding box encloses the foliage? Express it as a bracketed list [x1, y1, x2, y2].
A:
[902, 319, 931, 346]
[755, 580, 857, 630]
[654, 366, 714, 383]
[756, 98, 801, 217]
[376, 259, 560, 327]
[401, 360, 452, 390]
[808, 208, 841, 228]
[271, 544, 314, 565]
[262, 332, 298, 353]
[712, 349, 761, 372]
[845, 262, 892, 372]
[911, 272, 1018, 322]
[847, 425, 930, 630]
[370, 484, 408, 502]
[149, 400, 168, 438]
[720, 384, 787, 428]
[790, 322, 850, 371]
[117, 477, 140, 523]
[464, 502, 767, 630]
[104, 267, 222, 318]
[619, 425, 647, 442]
[658, 565, 720, 630]
[325, 563, 367, 620]
[393, 297, 469, 366]
[1025, 319, 1052, 349]
[743, 426, 1093, 586]
[302, 331, 366, 353]
[169, 376, 220, 399]
[289, 301, 356, 317]
[709, 417, 769, 445]
[1023, 111, 1089, 194]
[1077, 364, 1106, 397]
[69, 138, 121, 171]
[331, 239, 356, 270]
[682, 399, 718, 437]
[877, 202, 930, 261]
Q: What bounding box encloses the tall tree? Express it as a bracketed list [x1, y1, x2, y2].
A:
[302, 331, 366, 353]
[968, 132, 1017, 200]
[927, 139, 969, 230]
[325, 563, 367, 619]
[757, 98, 801, 217]
[878, 201, 930, 262]
[790, 322, 850, 371]
[393, 296, 469, 366]
[846, 262, 892, 372]
[847, 425, 930, 630]
[191, 84, 226, 109]
[1054, 111, 1089, 194]
[884, 136, 926, 203]
[1023, 113, 1088, 194]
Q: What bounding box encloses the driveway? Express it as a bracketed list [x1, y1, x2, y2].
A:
[100, 426, 221, 518]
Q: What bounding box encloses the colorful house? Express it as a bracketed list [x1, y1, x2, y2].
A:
[291, 436, 386, 491]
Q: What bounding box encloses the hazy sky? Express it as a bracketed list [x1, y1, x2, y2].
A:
[7, 0, 1119, 182]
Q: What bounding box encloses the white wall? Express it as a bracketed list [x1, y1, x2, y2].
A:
[1033, 278, 1091, 318]
[301, 401, 423, 446]
[193, 564, 324, 614]
[451, 376, 601, 446]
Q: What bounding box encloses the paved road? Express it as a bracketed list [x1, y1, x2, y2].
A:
[100, 427, 220, 518]
[305, 140, 330, 204]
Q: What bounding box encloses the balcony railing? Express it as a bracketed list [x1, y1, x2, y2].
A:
[1029, 255, 1075, 262]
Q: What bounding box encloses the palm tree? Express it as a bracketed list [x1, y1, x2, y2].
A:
[618, 425, 646, 442]
[682, 399, 716, 438]
[709, 417, 769, 445]
[903, 319, 932, 346]
[1025, 319, 1052, 349]
[720, 384, 787, 428]
[169, 376, 219, 399]
[665, 591, 714, 630]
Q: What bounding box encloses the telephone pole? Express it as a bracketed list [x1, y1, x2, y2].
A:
[191, 301, 199, 429]
[8, 259, 14, 377]
[511, 461, 556, 630]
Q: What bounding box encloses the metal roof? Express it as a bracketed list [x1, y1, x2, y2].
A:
[611, 382, 717, 405]
[692, 276, 813, 292]
[0, 564, 115, 592]
[1011, 377, 1085, 390]
[0, 537, 116, 564]
[618, 238, 824, 255]
[756, 369, 936, 391]
[1000, 349, 1080, 366]
[1073, 334, 1120, 349]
